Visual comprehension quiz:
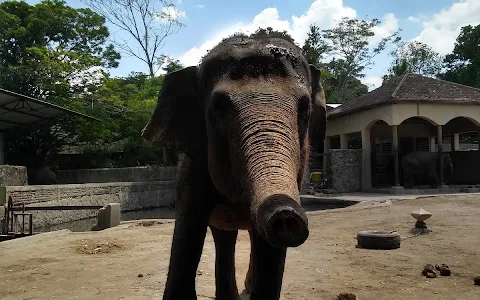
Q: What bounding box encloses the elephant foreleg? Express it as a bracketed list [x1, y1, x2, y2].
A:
[249, 228, 287, 300]
[244, 228, 254, 294]
[162, 162, 215, 300]
[210, 226, 240, 300]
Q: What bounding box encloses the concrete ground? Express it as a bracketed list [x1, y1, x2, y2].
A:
[1, 193, 480, 300]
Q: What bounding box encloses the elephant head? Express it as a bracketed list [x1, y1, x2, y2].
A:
[142, 36, 327, 248]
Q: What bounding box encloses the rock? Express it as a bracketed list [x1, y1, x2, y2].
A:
[435, 264, 451, 276]
[197, 270, 203, 276]
[336, 293, 356, 300]
[422, 264, 437, 278]
[141, 220, 155, 227]
[474, 276, 480, 286]
[138, 273, 144, 278]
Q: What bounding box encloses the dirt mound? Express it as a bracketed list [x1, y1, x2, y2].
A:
[72, 238, 128, 255]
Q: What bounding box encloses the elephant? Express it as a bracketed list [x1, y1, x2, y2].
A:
[141, 35, 327, 300]
[401, 151, 453, 189]
[27, 167, 58, 185]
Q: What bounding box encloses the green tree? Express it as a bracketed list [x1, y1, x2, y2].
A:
[160, 56, 184, 74]
[383, 41, 442, 82]
[301, 24, 328, 68]
[81, 0, 184, 77]
[0, 0, 120, 167]
[300, 18, 397, 103]
[382, 58, 409, 82]
[321, 17, 401, 91]
[81, 73, 168, 166]
[439, 24, 480, 88]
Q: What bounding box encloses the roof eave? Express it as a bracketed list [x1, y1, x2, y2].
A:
[0, 88, 102, 122]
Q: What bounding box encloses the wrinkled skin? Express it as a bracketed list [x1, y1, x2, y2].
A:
[142, 36, 327, 300]
[401, 151, 453, 189]
[27, 167, 58, 185]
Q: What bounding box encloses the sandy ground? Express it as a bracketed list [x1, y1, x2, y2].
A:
[1, 195, 480, 300]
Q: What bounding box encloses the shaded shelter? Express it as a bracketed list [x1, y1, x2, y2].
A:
[0, 88, 100, 164]
[324, 74, 480, 192]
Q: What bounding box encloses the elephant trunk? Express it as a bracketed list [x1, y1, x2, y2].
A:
[232, 93, 309, 248]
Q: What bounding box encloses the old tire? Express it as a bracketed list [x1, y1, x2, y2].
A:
[357, 230, 401, 250]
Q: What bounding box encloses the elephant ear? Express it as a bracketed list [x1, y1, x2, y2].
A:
[308, 64, 327, 148]
[141, 66, 205, 159]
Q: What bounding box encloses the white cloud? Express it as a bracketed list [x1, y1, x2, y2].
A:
[407, 16, 420, 23]
[178, 0, 358, 66]
[407, 14, 428, 24]
[162, 5, 187, 21]
[362, 76, 383, 91]
[196, 4, 205, 9]
[414, 0, 480, 55]
[371, 13, 399, 44]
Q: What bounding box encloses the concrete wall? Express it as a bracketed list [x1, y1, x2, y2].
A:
[55, 165, 177, 184]
[0, 165, 27, 186]
[3, 181, 175, 229]
[330, 149, 362, 192]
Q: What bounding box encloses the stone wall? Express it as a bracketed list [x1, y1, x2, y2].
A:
[0, 165, 27, 186]
[55, 165, 177, 184]
[3, 181, 175, 229]
[330, 149, 362, 192]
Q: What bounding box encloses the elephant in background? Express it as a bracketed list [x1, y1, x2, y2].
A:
[27, 167, 58, 185]
[401, 151, 453, 188]
[141, 35, 327, 300]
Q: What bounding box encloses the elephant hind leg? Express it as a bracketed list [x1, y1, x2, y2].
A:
[211, 226, 240, 300]
[427, 169, 440, 188]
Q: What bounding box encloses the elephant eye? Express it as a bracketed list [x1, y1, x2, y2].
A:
[212, 92, 231, 114]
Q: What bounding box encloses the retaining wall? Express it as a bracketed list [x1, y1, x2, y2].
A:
[2, 181, 175, 229]
[55, 165, 177, 184]
[330, 149, 362, 192]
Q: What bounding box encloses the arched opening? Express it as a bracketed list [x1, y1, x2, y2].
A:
[396, 117, 438, 188]
[441, 117, 480, 186]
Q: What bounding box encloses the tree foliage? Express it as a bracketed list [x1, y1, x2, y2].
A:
[81, 0, 184, 77]
[383, 41, 442, 82]
[321, 17, 401, 82]
[161, 56, 184, 74]
[300, 17, 399, 103]
[301, 24, 328, 68]
[438, 24, 480, 88]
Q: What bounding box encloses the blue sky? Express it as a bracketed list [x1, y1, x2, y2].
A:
[24, 0, 480, 90]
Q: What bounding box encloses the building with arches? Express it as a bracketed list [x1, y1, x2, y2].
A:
[324, 74, 480, 193]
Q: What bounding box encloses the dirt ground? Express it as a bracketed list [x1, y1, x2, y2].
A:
[1, 195, 480, 300]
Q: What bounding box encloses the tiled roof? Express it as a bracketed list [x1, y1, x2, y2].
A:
[327, 74, 480, 119]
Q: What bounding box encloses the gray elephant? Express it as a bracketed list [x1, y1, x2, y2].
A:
[27, 167, 58, 185]
[401, 151, 453, 188]
[141, 35, 327, 300]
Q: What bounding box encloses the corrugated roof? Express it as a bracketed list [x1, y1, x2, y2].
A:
[327, 74, 480, 119]
[0, 88, 100, 131]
